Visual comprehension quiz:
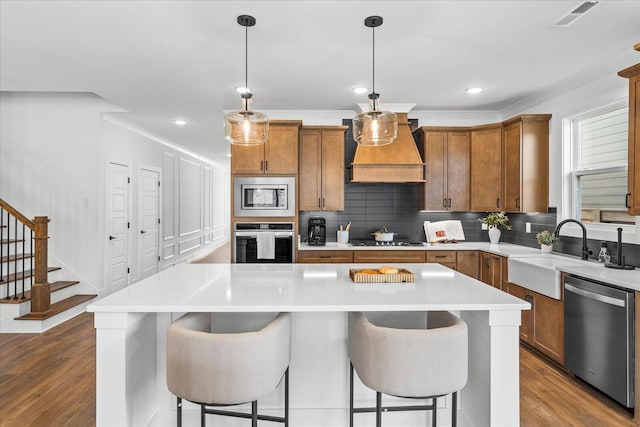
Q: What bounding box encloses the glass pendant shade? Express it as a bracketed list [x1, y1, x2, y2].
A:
[225, 96, 269, 145]
[353, 96, 397, 146]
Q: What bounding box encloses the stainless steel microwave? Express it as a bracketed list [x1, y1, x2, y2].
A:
[234, 176, 296, 217]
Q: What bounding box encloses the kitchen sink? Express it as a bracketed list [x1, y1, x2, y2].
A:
[507, 255, 584, 300]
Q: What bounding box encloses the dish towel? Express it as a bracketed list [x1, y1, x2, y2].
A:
[256, 232, 276, 260]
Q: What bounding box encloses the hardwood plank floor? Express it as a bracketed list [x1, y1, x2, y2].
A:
[0, 310, 637, 426]
[190, 242, 231, 264]
[0, 312, 96, 427]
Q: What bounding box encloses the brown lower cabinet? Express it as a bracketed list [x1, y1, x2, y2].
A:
[504, 281, 564, 364]
[456, 251, 479, 279]
[479, 252, 505, 290]
[297, 250, 353, 263]
[353, 250, 426, 263]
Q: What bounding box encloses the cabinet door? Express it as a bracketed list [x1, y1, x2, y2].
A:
[503, 122, 522, 212]
[264, 125, 299, 174]
[480, 252, 503, 289]
[353, 250, 426, 263]
[231, 144, 265, 174]
[298, 250, 353, 263]
[505, 282, 532, 342]
[456, 251, 479, 279]
[447, 132, 470, 211]
[628, 73, 640, 215]
[422, 132, 447, 210]
[532, 291, 564, 364]
[320, 131, 345, 211]
[470, 127, 502, 211]
[299, 131, 321, 210]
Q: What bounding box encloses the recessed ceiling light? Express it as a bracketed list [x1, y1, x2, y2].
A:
[235, 87, 251, 94]
[352, 87, 368, 94]
[174, 119, 187, 126]
[465, 87, 483, 94]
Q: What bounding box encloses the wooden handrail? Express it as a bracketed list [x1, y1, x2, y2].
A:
[0, 198, 34, 229]
[0, 199, 50, 315]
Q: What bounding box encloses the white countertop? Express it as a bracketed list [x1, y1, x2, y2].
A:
[299, 242, 640, 291]
[87, 262, 530, 313]
[299, 241, 543, 257]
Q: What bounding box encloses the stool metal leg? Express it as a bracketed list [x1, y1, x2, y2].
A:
[349, 362, 354, 427]
[376, 392, 382, 427]
[285, 368, 290, 427]
[177, 397, 182, 427]
[431, 397, 437, 426]
[452, 392, 458, 427]
[201, 403, 206, 427]
[251, 400, 258, 427]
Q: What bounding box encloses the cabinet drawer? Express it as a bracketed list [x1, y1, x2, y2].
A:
[298, 250, 353, 263]
[426, 251, 456, 263]
[353, 251, 426, 263]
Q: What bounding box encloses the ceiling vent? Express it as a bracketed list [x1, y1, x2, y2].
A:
[554, 1, 599, 27]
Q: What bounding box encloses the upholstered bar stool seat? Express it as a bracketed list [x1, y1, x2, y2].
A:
[167, 312, 291, 427]
[348, 311, 468, 427]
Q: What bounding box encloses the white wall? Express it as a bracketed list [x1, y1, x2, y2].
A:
[0, 92, 229, 296]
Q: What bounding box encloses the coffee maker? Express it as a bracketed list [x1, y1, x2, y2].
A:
[307, 217, 326, 246]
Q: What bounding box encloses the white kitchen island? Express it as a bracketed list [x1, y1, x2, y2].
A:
[87, 263, 529, 427]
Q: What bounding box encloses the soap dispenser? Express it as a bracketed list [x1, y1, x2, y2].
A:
[597, 242, 610, 264]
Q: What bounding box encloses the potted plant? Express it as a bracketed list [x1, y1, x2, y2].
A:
[536, 230, 557, 254]
[478, 212, 512, 244]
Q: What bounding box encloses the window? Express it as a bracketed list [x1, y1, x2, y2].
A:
[571, 103, 633, 225]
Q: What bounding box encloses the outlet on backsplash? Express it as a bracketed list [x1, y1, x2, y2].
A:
[481, 223, 488, 230]
[526, 222, 531, 233]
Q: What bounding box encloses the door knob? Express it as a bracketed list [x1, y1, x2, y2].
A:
[140, 230, 147, 234]
[109, 235, 115, 240]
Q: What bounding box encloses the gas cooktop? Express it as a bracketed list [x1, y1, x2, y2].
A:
[349, 240, 425, 247]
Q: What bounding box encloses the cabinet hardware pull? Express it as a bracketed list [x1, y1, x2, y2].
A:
[322, 197, 325, 208]
[140, 230, 146, 234]
[516, 197, 520, 209]
[443, 198, 447, 208]
[260, 160, 264, 171]
[626, 193, 631, 208]
[320, 255, 330, 258]
[264, 160, 268, 171]
[448, 198, 452, 208]
[318, 198, 321, 208]
[435, 255, 447, 258]
[496, 197, 500, 208]
[109, 235, 115, 240]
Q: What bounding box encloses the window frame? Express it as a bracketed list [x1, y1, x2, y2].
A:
[560, 99, 637, 242]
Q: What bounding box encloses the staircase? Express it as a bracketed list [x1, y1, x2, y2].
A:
[0, 199, 97, 333]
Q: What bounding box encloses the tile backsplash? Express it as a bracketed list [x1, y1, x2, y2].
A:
[298, 119, 639, 268]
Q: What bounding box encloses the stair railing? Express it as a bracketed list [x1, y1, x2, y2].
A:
[0, 198, 50, 315]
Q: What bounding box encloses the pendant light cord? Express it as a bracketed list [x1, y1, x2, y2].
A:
[372, 25, 375, 96]
[244, 24, 249, 112]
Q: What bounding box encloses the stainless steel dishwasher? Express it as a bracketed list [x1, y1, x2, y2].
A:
[564, 274, 635, 408]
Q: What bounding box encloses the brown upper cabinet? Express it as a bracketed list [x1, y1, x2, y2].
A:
[299, 126, 348, 211]
[502, 115, 551, 213]
[231, 121, 302, 175]
[415, 128, 470, 211]
[470, 124, 503, 211]
[619, 62, 640, 215]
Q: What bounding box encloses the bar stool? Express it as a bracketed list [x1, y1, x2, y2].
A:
[166, 312, 291, 427]
[348, 311, 468, 427]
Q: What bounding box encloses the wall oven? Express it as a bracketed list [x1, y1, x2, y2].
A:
[234, 176, 295, 217]
[234, 222, 295, 263]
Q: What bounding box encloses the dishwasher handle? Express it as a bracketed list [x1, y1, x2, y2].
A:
[565, 283, 626, 308]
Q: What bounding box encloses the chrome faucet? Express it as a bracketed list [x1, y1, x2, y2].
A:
[554, 219, 591, 260]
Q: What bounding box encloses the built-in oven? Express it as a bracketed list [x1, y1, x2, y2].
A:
[234, 222, 295, 263]
[234, 176, 295, 217]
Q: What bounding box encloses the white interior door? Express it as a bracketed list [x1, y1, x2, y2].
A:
[107, 162, 129, 293]
[138, 167, 160, 280]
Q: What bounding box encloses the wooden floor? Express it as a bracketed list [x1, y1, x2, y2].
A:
[0, 311, 96, 427]
[190, 242, 231, 263]
[0, 246, 636, 427]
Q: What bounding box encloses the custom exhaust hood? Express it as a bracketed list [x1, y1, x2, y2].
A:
[350, 112, 426, 183]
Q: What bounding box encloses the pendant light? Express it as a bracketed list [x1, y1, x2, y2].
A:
[352, 16, 397, 147]
[224, 15, 269, 145]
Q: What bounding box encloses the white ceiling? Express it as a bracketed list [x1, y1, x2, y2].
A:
[1, 1, 639, 165]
